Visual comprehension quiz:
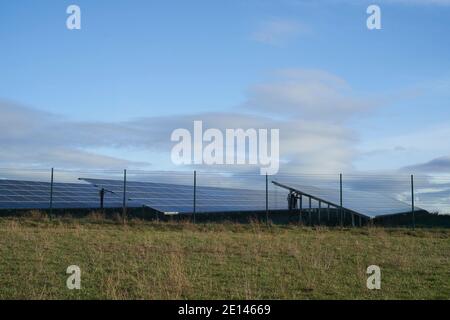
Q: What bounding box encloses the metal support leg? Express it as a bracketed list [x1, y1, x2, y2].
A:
[308, 197, 312, 226]
[49, 168, 54, 216]
[318, 201, 321, 225]
[193, 170, 197, 223]
[327, 204, 330, 222]
[299, 195, 303, 225]
[122, 169, 127, 219]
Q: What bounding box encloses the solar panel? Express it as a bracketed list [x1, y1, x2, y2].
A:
[0, 179, 124, 210]
[272, 180, 416, 218]
[81, 178, 289, 214]
[0, 177, 419, 217]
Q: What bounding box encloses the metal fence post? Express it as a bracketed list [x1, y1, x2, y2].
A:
[299, 195, 303, 225]
[122, 169, 127, 219]
[327, 203, 330, 223]
[49, 168, 54, 215]
[411, 174, 415, 230]
[265, 173, 269, 225]
[308, 197, 312, 226]
[318, 201, 321, 224]
[193, 170, 197, 223]
[340, 173, 343, 227]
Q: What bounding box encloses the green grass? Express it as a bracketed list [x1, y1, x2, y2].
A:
[0, 213, 449, 299]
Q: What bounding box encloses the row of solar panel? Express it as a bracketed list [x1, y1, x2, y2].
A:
[272, 181, 415, 218]
[0, 179, 126, 210]
[0, 178, 416, 218]
[81, 178, 289, 213]
[0, 178, 290, 213]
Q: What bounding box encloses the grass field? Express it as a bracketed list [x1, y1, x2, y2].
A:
[0, 213, 449, 300]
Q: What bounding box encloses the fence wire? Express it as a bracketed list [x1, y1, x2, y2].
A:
[0, 168, 449, 222]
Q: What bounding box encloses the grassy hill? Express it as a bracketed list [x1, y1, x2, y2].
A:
[0, 213, 449, 299]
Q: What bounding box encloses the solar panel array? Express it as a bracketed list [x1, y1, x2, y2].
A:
[81, 178, 289, 214]
[0, 179, 124, 210]
[0, 176, 421, 217]
[272, 180, 415, 218]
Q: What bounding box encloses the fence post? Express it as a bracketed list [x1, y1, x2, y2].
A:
[49, 168, 54, 215]
[265, 173, 269, 225]
[340, 173, 343, 227]
[299, 195, 303, 225]
[122, 169, 127, 219]
[193, 170, 197, 223]
[318, 201, 321, 224]
[411, 174, 415, 230]
[308, 197, 312, 226]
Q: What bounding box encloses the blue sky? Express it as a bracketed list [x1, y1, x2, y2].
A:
[1, 0, 450, 175]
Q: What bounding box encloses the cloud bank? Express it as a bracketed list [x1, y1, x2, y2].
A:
[0, 69, 374, 173]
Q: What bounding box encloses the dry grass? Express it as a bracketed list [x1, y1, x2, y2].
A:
[0, 215, 449, 300]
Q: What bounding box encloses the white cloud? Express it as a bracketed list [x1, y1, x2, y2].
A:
[401, 156, 450, 173]
[357, 124, 450, 170]
[244, 68, 378, 121]
[0, 103, 357, 174]
[252, 19, 309, 46]
[0, 69, 389, 174]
